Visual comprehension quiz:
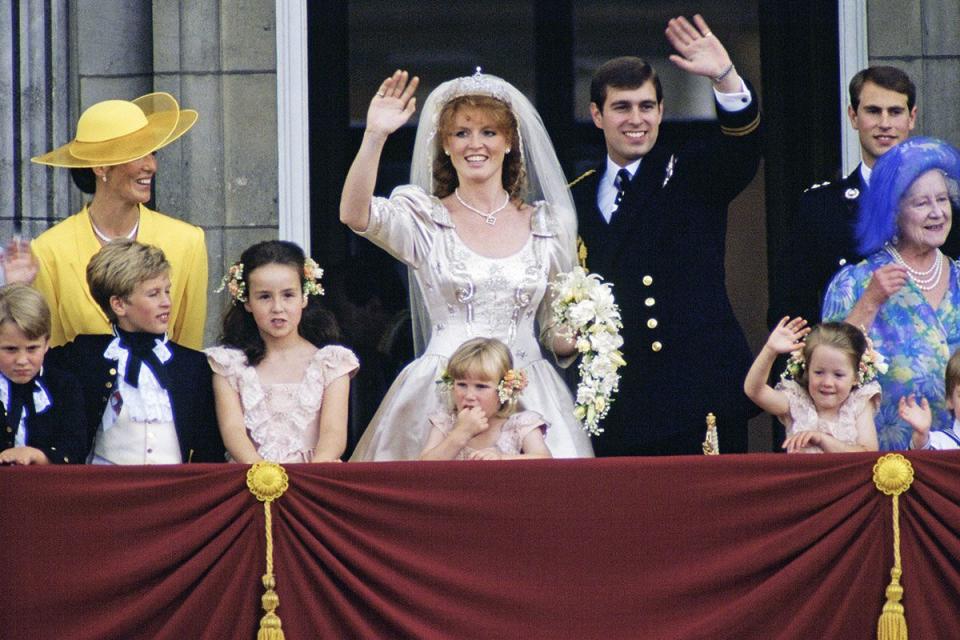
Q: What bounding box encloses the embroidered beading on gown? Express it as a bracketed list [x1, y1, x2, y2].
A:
[206, 345, 358, 462]
[350, 185, 594, 460]
[427, 409, 548, 460]
[776, 378, 881, 453]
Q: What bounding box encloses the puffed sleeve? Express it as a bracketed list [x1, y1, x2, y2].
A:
[822, 263, 863, 322]
[205, 346, 247, 393]
[535, 201, 578, 368]
[774, 379, 816, 433]
[851, 380, 882, 414]
[170, 225, 208, 350]
[510, 410, 549, 438]
[502, 410, 549, 454]
[314, 345, 360, 386]
[356, 184, 445, 268]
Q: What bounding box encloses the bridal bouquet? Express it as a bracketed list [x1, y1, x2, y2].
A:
[550, 267, 625, 435]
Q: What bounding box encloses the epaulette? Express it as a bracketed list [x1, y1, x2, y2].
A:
[802, 180, 833, 193]
[567, 169, 596, 189]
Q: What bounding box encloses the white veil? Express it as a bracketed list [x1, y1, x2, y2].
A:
[406, 70, 578, 355]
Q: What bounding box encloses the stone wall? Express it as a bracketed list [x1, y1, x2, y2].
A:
[151, 1, 279, 344]
[867, 0, 960, 144]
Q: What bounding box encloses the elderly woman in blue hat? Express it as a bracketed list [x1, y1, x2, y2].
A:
[25, 93, 207, 349]
[823, 137, 960, 450]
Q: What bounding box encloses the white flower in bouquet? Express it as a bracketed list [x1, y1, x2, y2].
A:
[567, 299, 598, 328]
[550, 267, 625, 436]
[589, 330, 623, 355]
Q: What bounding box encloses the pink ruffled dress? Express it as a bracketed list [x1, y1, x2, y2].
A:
[206, 345, 359, 462]
[775, 379, 881, 453]
[426, 409, 548, 460]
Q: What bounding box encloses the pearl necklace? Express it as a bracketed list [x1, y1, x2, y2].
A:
[454, 189, 510, 226]
[885, 243, 944, 291]
[90, 217, 140, 244]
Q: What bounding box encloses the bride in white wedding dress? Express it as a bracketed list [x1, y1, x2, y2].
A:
[340, 69, 593, 461]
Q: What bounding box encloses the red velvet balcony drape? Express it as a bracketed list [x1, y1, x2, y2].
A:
[2, 452, 959, 639]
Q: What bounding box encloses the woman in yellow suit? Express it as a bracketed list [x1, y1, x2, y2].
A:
[28, 93, 207, 349]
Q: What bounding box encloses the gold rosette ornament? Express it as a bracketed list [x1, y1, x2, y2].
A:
[247, 462, 290, 640]
[872, 453, 914, 640]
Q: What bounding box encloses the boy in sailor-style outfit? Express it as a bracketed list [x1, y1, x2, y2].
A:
[0, 284, 87, 465]
[46, 240, 224, 464]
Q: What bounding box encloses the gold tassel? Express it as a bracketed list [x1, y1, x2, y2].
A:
[872, 454, 914, 640]
[247, 462, 290, 640]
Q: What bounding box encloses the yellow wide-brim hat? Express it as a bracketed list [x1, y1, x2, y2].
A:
[31, 92, 198, 168]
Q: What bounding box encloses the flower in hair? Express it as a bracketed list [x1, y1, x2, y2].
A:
[497, 369, 528, 404]
[781, 348, 805, 382]
[436, 370, 454, 392]
[215, 262, 246, 304]
[779, 335, 888, 388]
[302, 258, 325, 298]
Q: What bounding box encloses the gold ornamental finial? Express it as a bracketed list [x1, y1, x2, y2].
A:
[702, 413, 719, 455]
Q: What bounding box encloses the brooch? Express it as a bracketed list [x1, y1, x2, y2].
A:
[662, 154, 676, 187]
[844, 187, 860, 200]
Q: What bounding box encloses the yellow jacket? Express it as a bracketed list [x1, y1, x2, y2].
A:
[31, 203, 208, 349]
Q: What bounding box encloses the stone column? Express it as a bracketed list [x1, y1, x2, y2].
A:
[0, 0, 72, 240]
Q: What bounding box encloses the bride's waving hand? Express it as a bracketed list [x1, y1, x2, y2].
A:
[340, 69, 420, 231]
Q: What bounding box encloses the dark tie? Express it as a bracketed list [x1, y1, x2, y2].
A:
[5, 379, 38, 437]
[114, 327, 171, 390]
[611, 168, 631, 220]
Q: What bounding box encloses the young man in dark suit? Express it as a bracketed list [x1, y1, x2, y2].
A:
[571, 14, 761, 455]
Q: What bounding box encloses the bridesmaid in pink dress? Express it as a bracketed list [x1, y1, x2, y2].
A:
[206, 241, 358, 463]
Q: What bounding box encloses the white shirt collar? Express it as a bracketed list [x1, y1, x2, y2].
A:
[604, 156, 643, 186]
[859, 162, 872, 186]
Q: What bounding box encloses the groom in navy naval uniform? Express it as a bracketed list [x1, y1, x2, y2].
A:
[571, 14, 761, 455]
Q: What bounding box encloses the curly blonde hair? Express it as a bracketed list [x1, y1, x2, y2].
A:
[433, 95, 526, 199]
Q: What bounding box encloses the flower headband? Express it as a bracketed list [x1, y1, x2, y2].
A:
[215, 258, 324, 304]
[780, 335, 888, 387]
[435, 368, 528, 404]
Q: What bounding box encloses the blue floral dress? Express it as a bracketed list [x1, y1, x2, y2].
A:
[822, 250, 960, 450]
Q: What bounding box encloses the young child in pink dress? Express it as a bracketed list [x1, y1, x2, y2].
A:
[744, 318, 881, 453]
[206, 241, 358, 463]
[421, 337, 551, 461]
